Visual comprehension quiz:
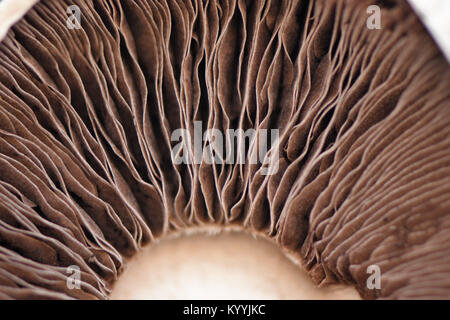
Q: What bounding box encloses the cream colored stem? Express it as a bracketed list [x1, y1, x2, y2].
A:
[110, 231, 360, 300]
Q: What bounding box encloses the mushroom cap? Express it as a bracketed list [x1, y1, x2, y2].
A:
[0, 0, 449, 299]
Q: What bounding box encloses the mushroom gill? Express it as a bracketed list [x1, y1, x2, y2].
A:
[0, 0, 449, 300]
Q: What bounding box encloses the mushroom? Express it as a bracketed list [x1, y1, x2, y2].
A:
[0, 0, 448, 300]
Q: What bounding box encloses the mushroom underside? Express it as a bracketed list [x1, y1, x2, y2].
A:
[0, 0, 449, 299]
